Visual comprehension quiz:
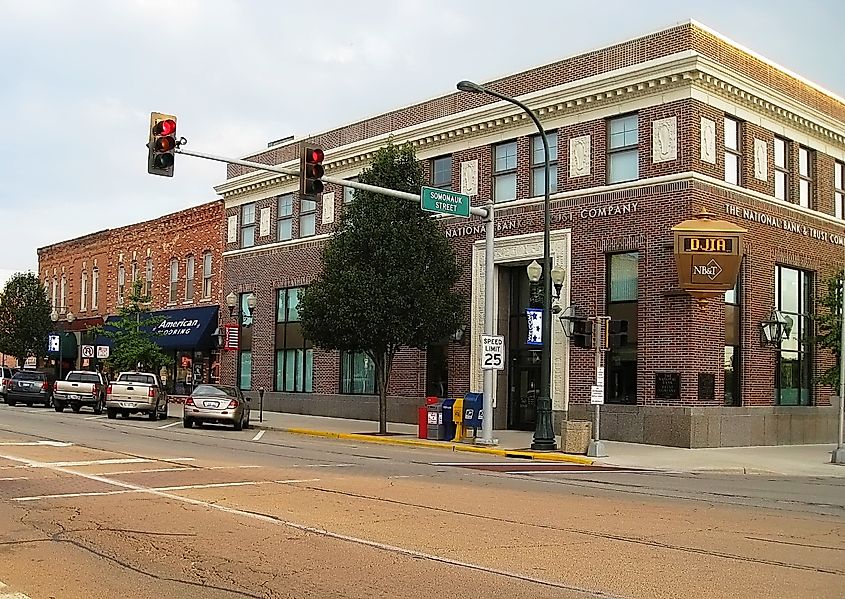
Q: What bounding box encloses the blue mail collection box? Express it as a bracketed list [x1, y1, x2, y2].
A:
[462, 392, 484, 429]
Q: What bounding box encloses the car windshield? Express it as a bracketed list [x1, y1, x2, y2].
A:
[66, 372, 100, 384]
[13, 371, 45, 381]
[192, 384, 236, 397]
[118, 374, 155, 385]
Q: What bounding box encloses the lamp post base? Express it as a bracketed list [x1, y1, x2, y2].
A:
[531, 394, 557, 451]
[832, 447, 845, 465]
[587, 440, 607, 458]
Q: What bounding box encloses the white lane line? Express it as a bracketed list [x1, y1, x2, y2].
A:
[32, 458, 151, 467]
[209, 465, 262, 470]
[0, 477, 28, 481]
[12, 479, 321, 502]
[0, 452, 609, 597]
[102, 465, 261, 475]
[251, 430, 265, 442]
[0, 441, 73, 447]
[288, 463, 355, 468]
[157, 421, 180, 429]
[84, 415, 107, 420]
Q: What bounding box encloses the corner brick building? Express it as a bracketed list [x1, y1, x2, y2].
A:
[216, 20, 844, 447]
[37, 200, 225, 394]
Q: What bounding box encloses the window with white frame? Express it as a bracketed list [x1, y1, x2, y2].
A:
[431, 156, 452, 190]
[277, 194, 293, 241]
[117, 266, 124, 305]
[131, 261, 138, 283]
[51, 278, 57, 308]
[145, 257, 153, 297]
[343, 177, 358, 204]
[493, 141, 518, 202]
[608, 115, 639, 184]
[799, 146, 813, 209]
[300, 198, 316, 237]
[724, 116, 741, 185]
[80, 271, 87, 311]
[169, 259, 178, 303]
[203, 252, 213, 298]
[185, 255, 195, 301]
[531, 131, 558, 196]
[836, 161, 844, 220]
[241, 203, 256, 248]
[60, 274, 66, 308]
[92, 268, 99, 309]
[774, 137, 789, 201]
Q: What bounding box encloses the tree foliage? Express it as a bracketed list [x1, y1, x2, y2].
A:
[0, 272, 52, 365]
[816, 268, 843, 389]
[90, 280, 172, 374]
[298, 141, 466, 433]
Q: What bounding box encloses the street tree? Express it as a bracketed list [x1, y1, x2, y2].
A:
[0, 272, 52, 366]
[816, 268, 843, 389]
[90, 280, 171, 374]
[299, 141, 466, 434]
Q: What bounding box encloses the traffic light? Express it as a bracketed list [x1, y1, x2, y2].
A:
[300, 144, 325, 197]
[571, 317, 593, 349]
[148, 112, 178, 177]
[607, 319, 629, 349]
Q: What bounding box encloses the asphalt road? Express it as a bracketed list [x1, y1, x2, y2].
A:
[0, 403, 842, 599]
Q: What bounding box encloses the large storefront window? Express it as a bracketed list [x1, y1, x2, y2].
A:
[724, 276, 741, 406]
[606, 252, 638, 404]
[274, 287, 313, 392]
[775, 266, 813, 406]
[237, 292, 253, 391]
[340, 351, 375, 395]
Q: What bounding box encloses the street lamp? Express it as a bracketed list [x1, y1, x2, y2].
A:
[457, 80, 557, 450]
[226, 291, 256, 321]
[760, 310, 792, 346]
[50, 308, 75, 381]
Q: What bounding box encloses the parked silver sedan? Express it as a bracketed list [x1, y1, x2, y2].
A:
[182, 384, 250, 431]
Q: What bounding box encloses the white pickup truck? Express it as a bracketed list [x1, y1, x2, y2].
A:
[106, 371, 168, 421]
[53, 371, 107, 414]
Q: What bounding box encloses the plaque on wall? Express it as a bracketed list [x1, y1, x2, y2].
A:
[655, 372, 681, 400]
[698, 373, 716, 401]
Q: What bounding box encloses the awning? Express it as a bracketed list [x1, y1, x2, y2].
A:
[46, 331, 78, 360]
[97, 305, 220, 350]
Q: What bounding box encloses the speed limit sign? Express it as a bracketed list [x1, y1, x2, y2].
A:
[481, 335, 505, 371]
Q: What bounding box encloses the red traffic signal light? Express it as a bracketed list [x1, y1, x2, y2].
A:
[300, 143, 325, 196]
[148, 112, 177, 177]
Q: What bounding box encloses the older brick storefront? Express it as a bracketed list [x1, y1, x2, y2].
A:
[217, 21, 844, 446]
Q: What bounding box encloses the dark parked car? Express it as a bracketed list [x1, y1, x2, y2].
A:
[6, 370, 55, 407]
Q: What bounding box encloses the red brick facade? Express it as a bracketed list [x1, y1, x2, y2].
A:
[219, 22, 844, 445]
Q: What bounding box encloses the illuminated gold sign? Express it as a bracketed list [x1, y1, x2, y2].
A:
[672, 210, 746, 304]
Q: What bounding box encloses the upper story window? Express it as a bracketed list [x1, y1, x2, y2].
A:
[80, 271, 87, 312]
[431, 156, 452, 190]
[493, 141, 518, 203]
[131, 261, 138, 283]
[724, 117, 741, 185]
[169, 258, 178, 303]
[145, 257, 153, 297]
[343, 177, 358, 204]
[91, 268, 99, 309]
[60, 274, 66, 308]
[51, 278, 57, 308]
[531, 131, 558, 196]
[300, 198, 316, 237]
[241, 203, 256, 248]
[774, 137, 789, 201]
[607, 115, 639, 184]
[185, 255, 195, 301]
[117, 265, 125, 305]
[835, 161, 844, 220]
[798, 147, 813, 209]
[277, 194, 293, 242]
[202, 252, 213, 298]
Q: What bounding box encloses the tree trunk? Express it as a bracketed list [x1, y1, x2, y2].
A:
[376, 353, 389, 434]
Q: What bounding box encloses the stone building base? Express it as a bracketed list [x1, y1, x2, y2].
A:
[244, 392, 422, 426]
[566, 405, 839, 448]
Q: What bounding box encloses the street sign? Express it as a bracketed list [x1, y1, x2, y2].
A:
[590, 385, 605, 405]
[596, 367, 605, 387]
[47, 334, 60, 353]
[481, 335, 505, 371]
[96, 345, 110, 359]
[421, 186, 470, 218]
[81, 345, 95, 359]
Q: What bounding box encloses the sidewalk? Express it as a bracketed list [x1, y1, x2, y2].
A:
[245, 409, 845, 476]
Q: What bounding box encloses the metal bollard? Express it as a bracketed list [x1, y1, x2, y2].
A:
[258, 387, 265, 423]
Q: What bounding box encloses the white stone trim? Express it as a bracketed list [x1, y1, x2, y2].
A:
[223, 232, 332, 259]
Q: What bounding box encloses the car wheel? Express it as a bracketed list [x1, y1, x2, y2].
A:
[182, 418, 193, 428]
[71, 403, 81, 413]
[54, 402, 64, 412]
[233, 415, 243, 432]
[93, 400, 103, 415]
[107, 408, 117, 419]
[7, 399, 16, 407]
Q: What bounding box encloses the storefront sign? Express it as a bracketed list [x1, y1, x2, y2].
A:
[724, 203, 845, 247]
[223, 324, 239, 351]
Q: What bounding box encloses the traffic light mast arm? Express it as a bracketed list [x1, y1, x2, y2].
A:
[176, 146, 489, 218]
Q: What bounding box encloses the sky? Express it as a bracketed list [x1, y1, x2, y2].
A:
[0, 0, 843, 290]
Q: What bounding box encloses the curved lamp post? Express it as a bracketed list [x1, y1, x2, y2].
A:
[457, 80, 557, 450]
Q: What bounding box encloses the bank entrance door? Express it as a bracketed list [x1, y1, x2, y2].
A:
[505, 265, 544, 431]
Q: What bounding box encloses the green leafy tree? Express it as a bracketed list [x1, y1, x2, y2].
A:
[816, 268, 843, 389]
[0, 272, 52, 366]
[299, 141, 466, 434]
[90, 280, 172, 374]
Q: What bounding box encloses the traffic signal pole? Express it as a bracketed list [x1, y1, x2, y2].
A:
[587, 316, 610, 458]
[174, 145, 499, 446]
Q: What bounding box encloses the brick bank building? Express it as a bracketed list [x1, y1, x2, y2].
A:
[217, 21, 844, 447]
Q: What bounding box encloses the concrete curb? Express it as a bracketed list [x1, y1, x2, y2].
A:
[253, 424, 595, 465]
